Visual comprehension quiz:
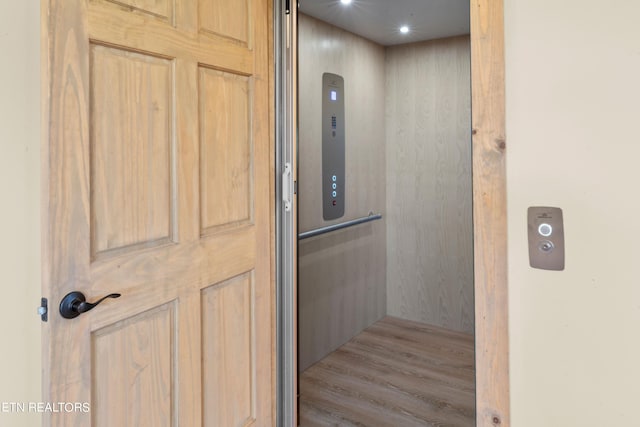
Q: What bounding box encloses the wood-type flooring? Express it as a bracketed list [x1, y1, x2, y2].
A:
[300, 316, 475, 426]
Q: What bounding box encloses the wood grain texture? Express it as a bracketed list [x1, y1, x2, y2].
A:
[385, 36, 474, 335]
[43, 2, 92, 424]
[90, 44, 174, 258]
[199, 67, 253, 234]
[470, 0, 510, 425]
[199, 0, 250, 44]
[298, 13, 386, 371]
[92, 302, 176, 427]
[87, 2, 253, 75]
[202, 273, 255, 427]
[102, 0, 173, 21]
[300, 316, 475, 427]
[42, 0, 274, 425]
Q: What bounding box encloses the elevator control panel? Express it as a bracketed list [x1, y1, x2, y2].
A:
[528, 206, 565, 271]
[322, 73, 345, 220]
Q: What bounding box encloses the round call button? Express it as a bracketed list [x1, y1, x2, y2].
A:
[538, 223, 553, 237]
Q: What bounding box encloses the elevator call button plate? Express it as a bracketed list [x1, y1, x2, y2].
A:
[528, 207, 564, 271]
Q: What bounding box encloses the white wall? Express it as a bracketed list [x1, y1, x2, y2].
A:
[0, 2, 42, 427]
[505, 0, 640, 425]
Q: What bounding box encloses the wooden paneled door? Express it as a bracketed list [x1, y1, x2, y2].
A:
[42, 0, 273, 425]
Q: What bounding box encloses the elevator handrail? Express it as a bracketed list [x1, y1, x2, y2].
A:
[298, 212, 383, 240]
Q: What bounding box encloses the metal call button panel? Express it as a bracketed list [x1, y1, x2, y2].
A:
[322, 73, 345, 220]
[528, 206, 565, 271]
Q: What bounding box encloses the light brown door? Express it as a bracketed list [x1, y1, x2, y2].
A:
[42, 0, 273, 425]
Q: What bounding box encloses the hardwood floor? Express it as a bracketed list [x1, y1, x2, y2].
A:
[299, 317, 475, 426]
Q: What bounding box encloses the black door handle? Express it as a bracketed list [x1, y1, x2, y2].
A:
[59, 291, 121, 319]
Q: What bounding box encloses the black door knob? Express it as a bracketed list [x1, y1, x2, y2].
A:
[59, 291, 121, 319]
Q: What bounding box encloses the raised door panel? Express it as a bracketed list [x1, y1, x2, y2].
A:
[92, 302, 176, 427]
[199, 67, 253, 234]
[199, 0, 250, 45]
[90, 44, 175, 259]
[202, 272, 255, 427]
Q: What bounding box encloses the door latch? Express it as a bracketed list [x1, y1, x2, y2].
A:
[38, 298, 48, 322]
[282, 162, 292, 212]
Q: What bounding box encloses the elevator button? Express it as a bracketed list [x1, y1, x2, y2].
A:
[538, 240, 554, 253]
[332, 191, 337, 197]
[538, 223, 553, 237]
[332, 183, 337, 190]
[332, 175, 337, 182]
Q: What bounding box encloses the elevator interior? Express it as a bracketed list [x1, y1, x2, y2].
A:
[296, 0, 474, 425]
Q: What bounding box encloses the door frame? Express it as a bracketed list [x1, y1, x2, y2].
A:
[274, 0, 298, 425]
[276, 0, 509, 425]
[469, 0, 510, 425]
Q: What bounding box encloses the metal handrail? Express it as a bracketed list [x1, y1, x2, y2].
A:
[298, 212, 383, 240]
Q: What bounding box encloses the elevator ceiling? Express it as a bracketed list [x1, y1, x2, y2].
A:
[298, 0, 470, 46]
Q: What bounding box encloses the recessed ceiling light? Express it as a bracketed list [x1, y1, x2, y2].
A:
[340, 0, 352, 5]
[400, 26, 410, 34]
